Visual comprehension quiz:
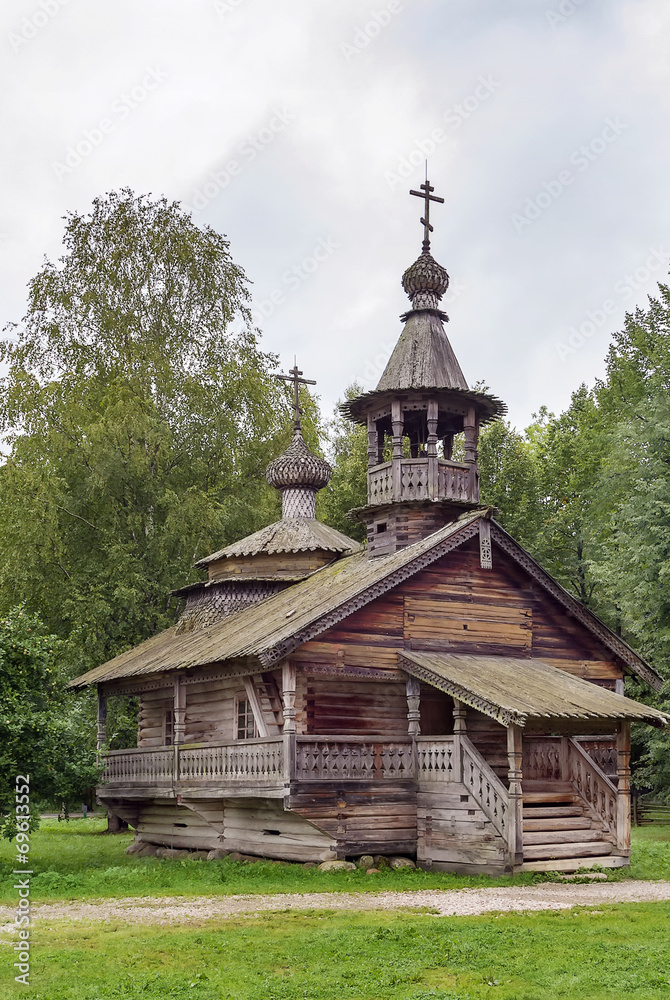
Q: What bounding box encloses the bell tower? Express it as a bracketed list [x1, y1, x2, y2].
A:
[343, 177, 505, 557]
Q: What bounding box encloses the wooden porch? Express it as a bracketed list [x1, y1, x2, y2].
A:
[98, 731, 629, 871]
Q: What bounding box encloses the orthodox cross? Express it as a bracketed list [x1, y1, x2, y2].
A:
[276, 361, 316, 432]
[410, 167, 445, 252]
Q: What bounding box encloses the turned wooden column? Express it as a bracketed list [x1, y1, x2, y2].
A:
[427, 399, 439, 499]
[281, 661, 297, 785]
[173, 675, 186, 745]
[406, 676, 421, 736]
[463, 405, 479, 502]
[506, 724, 524, 870]
[391, 400, 403, 499]
[616, 720, 631, 855]
[96, 688, 107, 750]
[367, 413, 379, 468]
[452, 698, 466, 777]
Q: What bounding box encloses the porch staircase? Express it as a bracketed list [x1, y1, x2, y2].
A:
[520, 780, 625, 872]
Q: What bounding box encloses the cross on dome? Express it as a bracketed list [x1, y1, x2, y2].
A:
[409, 167, 445, 252]
[276, 360, 317, 432]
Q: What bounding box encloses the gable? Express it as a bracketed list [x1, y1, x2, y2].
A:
[295, 535, 626, 687]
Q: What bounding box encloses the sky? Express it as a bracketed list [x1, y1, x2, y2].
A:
[2, 0, 670, 432]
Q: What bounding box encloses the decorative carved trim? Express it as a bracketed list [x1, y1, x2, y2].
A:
[479, 520, 492, 569]
[260, 519, 481, 666]
[490, 523, 663, 690]
[399, 653, 522, 728]
[304, 664, 405, 681]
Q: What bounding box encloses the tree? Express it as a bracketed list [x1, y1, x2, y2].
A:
[0, 606, 100, 837]
[478, 419, 543, 550]
[317, 385, 368, 541]
[0, 189, 301, 674]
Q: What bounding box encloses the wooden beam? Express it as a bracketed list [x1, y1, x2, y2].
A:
[507, 724, 523, 868]
[616, 720, 631, 854]
[173, 675, 186, 745]
[96, 688, 107, 750]
[243, 677, 269, 738]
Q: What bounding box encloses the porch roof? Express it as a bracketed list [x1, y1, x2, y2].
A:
[399, 651, 670, 728]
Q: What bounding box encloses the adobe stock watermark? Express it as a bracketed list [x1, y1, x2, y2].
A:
[546, 0, 588, 31]
[512, 117, 628, 233]
[251, 236, 339, 325]
[385, 76, 501, 190]
[340, 0, 403, 61]
[185, 107, 295, 214]
[8, 0, 71, 54]
[213, 0, 246, 17]
[13, 775, 32, 986]
[51, 66, 168, 181]
[555, 247, 668, 361]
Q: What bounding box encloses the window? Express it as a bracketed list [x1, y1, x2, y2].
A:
[236, 698, 257, 740]
[163, 706, 174, 746]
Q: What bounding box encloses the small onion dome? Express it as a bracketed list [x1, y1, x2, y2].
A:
[266, 430, 332, 491]
[402, 250, 449, 307]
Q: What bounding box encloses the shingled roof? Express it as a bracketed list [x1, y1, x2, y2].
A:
[69, 511, 662, 691]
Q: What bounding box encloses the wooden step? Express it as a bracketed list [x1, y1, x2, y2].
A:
[523, 789, 580, 805]
[519, 855, 628, 873]
[522, 805, 584, 819]
[523, 840, 613, 861]
[523, 816, 593, 833]
[523, 828, 605, 846]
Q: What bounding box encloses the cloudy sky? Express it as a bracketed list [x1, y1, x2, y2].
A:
[2, 0, 669, 431]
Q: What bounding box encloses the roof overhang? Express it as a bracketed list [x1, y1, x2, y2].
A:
[399, 651, 670, 728]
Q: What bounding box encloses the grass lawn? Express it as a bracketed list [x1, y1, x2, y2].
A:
[1, 903, 670, 999]
[1, 818, 669, 903]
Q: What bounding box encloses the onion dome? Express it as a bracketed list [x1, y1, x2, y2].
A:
[402, 250, 450, 310]
[266, 430, 332, 519]
[266, 430, 332, 491]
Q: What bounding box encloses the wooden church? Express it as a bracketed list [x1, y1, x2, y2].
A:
[71, 181, 669, 873]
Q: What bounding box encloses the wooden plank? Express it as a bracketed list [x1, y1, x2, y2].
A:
[523, 841, 613, 860]
[519, 855, 627, 873]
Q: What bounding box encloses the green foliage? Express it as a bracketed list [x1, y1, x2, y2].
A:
[317, 384, 367, 541]
[477, 419, 543, 550]
[0, 608, 101, 835]
[0, 189, 300, 673]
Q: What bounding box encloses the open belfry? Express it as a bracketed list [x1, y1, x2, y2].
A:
[71, 182, 669, 873]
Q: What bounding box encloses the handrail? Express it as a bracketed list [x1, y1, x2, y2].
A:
[460, 735, 509, 839]
[567, 737, 618, 839]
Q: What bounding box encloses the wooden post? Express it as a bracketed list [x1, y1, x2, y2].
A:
[367, 413, 378, 468]
[452, 698, 466, 777]
[464, 405, 478, 502]
[506, 724, 524, 870]
[427, 399, 439, 499]
[96, 688, 107, 750]
[173, 675, 186, 745]
[391, 400, 403, 500]
[281, 661, 297, 788]
[616, 720, 631, 855]
[406, 676, 421, 736]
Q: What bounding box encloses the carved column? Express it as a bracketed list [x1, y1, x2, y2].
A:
[96, 688, 107, 750]
[506, 724, 524, 870]
[367, 413, 379, 468]
[452, 698, 466, 777]
[391, 400, 403, 500]
[463, 405, 479, 502]
[281, 661, 297, 787]
[173, 675, 186, 745]
[427, 399, 439, 498]
[406, 676, 421, 736]
[616, 720, 631, 855]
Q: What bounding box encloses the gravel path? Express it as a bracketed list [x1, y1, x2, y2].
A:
[2, 881, 670, 931]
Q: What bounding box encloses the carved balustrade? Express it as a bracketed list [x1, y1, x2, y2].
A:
[294, 737, 414, 781]
[460, 736, 509, 839]
[567, 738, 618, 839]
[102, 747, 174, 785]
[367, 458, 476, 505]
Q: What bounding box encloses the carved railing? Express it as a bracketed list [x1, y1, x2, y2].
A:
[367, 458, 475, 505]
[573, 737, 618, 778]
[460, 736, 509, 839]
[567, 738, 618, 839]
[102, 747, 174, 785]
[416, 737, 457, 781]
[294, 737, 413, 781]
[522, 736, 563, 780]
[179, 738, 283, 783]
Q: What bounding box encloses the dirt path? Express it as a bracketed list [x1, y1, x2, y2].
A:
[2, 880, 670, 931]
